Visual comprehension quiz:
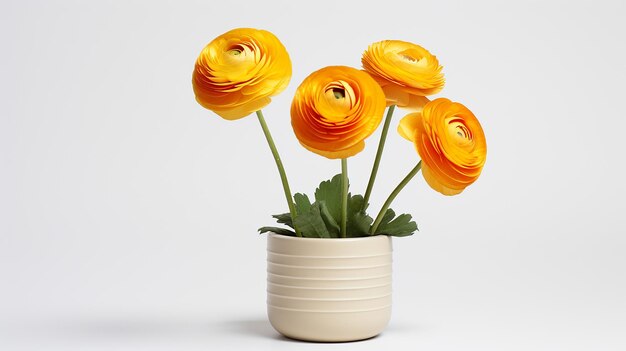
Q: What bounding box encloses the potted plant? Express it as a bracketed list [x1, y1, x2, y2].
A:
[192, 28, 487, 342]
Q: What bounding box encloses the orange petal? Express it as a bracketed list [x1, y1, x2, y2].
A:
[422, 163, 464, 196]
[299, 141, 365, 159]
[192, 28, 292, 120]
[290, 66, 386, 159]
[397, 113, 421, 142]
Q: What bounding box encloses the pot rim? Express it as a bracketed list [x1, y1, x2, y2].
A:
[267, 232, 390, 242]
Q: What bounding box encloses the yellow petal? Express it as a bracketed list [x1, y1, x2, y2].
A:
[397, 113, 421, 142]
[398, 98, 487, 195]
[192, 28, 292, 120]
[300, 141, 365, 159]
[362, 40, 445, 98]
[291, 66, 386, 159]
[381, 84, 430, 110]
[211, 97, 271, 120]
[422, 163, 464, 196]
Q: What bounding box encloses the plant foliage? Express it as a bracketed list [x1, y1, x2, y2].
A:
[259, 174, 418, 238]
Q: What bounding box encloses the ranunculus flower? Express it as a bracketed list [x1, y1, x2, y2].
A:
[192, 28, 292, 120]
[362, 40, 444, 109]
[398, 98, 486, 195]
[291, 66, 386, 159]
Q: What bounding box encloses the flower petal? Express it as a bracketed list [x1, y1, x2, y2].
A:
[397, 113, 421, 142]
[291, 66, 386, 159]
[362, 40, 445, 105]
[192, 28, 292, 120]
[398, 98, 487, 195]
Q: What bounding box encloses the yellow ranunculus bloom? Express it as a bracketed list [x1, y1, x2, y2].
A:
[291, 66, 386, 159]
[362, 40, 444, 110]
[192, 28, 292, 120]
[398, 98, 486, 195]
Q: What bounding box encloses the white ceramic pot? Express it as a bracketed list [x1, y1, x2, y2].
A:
[266, 233, 392, 342]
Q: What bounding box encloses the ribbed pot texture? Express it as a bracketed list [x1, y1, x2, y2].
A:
[267, 233, 392, 342]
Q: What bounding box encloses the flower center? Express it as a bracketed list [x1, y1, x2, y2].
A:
[223, 43, 258, 68]
[400, 54, 418, 62]
[332, 87, 346, 99]
[227, 44, 244, 56]
[396, 49, 428, 68]
[321, 81, 355, 121]
[448, 118, 472, 142]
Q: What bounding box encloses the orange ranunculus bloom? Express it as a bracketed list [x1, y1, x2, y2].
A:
[192, 28, 292, 120]
[362, 40, 444, 110]
[398, 98, 486, 195]
[291, 66, 386, 159]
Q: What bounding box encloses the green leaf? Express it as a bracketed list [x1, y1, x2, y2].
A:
[293, 203, 331, 238]
[379, 208, 395, 228]
[263, 178, 417, 239]
[346, 194, 373, 237]
[272, 213, 293, 228]
[374, 208, 418, 237]
[318, 201, 340, 237]
[258, 226, 296, 236]
[264, 194, 311, 235]
[293, 193, 311, 215]
[314, 174, 343, 224]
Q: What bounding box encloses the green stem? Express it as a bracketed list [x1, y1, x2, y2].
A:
[363, 105, 396, 209]
[341, 158, 348, 238]
[370, 161, 422, 235]
[256, 110, 301, 237]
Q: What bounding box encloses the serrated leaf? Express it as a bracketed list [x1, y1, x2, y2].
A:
[293, 193, 311, 215]
[293, 203, 331, 238]
[346, 194, 373, 237]
[375, 208, 418, 237]
[379, 208, 395, 228]
[258, 226, 296, 236]
[349, 194, 369, 212]
[318, 201, 340, 236]
[314, 174, 343, 224]
[272, 213, 293, 229]
[347, 194, 364, 211]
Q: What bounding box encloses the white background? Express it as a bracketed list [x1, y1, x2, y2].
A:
[1, 0, 625, 350]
